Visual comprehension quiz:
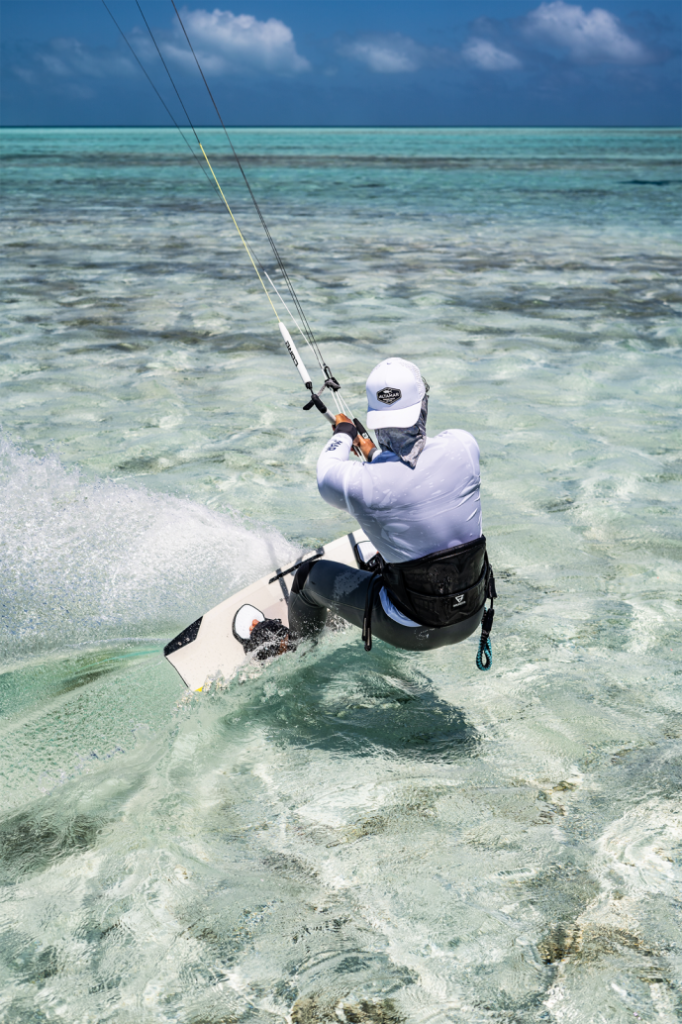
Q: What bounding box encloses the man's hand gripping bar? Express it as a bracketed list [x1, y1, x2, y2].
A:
[333, 415, 376, 461]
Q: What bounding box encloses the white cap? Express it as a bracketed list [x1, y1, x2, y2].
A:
[366, 358, 425, 429]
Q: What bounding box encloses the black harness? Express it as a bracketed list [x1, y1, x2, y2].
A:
[360, 535, 497, 668]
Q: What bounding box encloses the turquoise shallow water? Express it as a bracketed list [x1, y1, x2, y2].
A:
[1, 127, 682, 1023]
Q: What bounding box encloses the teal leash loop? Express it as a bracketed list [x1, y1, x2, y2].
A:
[476, 563, 496, 672]
[476, 606, 494, 671]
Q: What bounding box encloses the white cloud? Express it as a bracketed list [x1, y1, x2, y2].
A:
[462, 38, 521, 71]
[525, 1, 649, 63]
[13, 66, 37, 84]
[165, 8, 310, 75]
[342, 34, 424, 74]
[35, 38, 134, 79]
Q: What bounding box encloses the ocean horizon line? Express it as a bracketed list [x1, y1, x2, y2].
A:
[2, 123, 680, 131]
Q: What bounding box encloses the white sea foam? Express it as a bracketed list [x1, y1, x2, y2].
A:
[0, 435, 298, 660]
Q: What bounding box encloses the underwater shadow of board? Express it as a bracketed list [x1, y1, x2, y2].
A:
[226, 642, 480, 762]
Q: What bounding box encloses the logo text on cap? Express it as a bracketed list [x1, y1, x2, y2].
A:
[376, 387, 402, 405]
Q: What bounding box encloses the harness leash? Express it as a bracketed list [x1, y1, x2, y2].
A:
[476, 569, 497, 672]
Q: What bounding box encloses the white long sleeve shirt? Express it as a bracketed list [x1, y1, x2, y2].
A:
[317, 429, 483, 626]
[317, 429, 483, 625]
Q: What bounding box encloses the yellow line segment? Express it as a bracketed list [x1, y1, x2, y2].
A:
[199, 143, 280, 325]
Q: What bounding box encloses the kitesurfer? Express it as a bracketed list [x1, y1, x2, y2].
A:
[246, 357, 495, 657]
[123, 4, 496, 680]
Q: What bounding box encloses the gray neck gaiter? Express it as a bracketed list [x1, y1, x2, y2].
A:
[375, 395, 429, 469]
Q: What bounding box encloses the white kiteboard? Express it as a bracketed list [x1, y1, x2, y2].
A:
[164, 530, 377, 691]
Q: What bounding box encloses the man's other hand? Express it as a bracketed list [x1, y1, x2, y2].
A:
[334, 414, 376, 460]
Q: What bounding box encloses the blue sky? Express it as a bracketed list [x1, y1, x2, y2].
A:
[2, 0, 680, 126]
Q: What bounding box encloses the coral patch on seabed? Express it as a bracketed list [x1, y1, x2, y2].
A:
[291, 995, 404, 1023]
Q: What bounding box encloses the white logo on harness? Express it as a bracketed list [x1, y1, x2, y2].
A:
[452, 595, 465, 606]
[376, 387, 401, 405]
